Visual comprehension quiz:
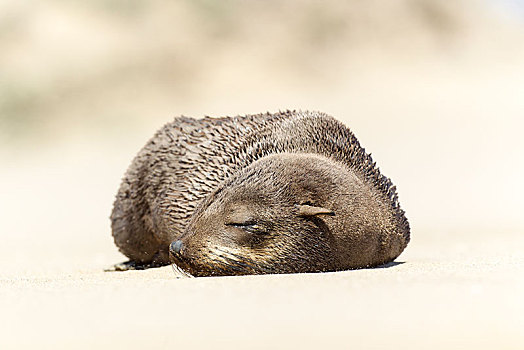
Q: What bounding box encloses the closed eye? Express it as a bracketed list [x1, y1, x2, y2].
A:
[225, 221, 269, 236]
[225, 221, 257, 228]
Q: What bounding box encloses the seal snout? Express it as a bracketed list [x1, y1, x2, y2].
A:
[170, 240, 184, 256]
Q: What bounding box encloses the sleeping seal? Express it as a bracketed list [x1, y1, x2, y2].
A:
[110, 110, 410, 276]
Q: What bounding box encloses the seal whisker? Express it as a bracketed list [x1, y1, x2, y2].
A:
[208, 247, 263, 273]
[211, 247, 275, 274]
[210, 258, 246, 273]
[217, 254, 259, 272]
[171, 263, 194, 278]
[225, 251, 276, 273]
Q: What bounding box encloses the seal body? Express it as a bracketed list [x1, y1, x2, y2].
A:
[110, 111, 410, 275]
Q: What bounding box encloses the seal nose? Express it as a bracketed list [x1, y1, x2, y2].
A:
[170, 240, 184, 256]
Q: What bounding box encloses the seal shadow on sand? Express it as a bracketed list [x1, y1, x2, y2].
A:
[170, 261, 407, 279]
[374, 261, 405, 269]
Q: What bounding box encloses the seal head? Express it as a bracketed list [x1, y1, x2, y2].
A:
[170, 153, 408, 277]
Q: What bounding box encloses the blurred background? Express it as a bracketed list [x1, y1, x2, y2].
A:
[0, 0, 523, 274]
[1, 2, 524, 349]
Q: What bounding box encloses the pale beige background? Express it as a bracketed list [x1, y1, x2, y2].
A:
[1, 1, 523, 349]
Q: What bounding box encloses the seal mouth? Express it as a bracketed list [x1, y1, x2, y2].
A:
[171, 262, 194, 278]
[169, 249, 194, 278]
[169, 240, 194, 278]
[169, 242, 277, 277]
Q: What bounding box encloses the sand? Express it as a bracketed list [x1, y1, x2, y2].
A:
[1, 229, 522, 349]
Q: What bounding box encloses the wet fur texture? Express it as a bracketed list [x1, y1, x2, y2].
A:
[111, 111, 410, 276]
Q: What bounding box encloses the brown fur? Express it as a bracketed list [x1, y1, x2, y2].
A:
[110, 110, 410, 275]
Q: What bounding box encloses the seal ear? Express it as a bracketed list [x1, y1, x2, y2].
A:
[298, 204, 335, 217]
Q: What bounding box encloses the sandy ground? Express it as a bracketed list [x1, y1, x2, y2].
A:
[1, 228, 522, 349]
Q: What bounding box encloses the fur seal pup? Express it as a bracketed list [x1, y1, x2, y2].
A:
[110, 110, 410, 276]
